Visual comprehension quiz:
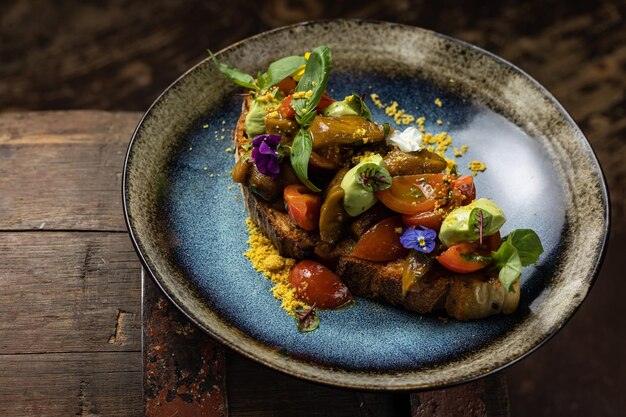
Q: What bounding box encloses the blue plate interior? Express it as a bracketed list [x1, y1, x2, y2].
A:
[163, 71, 565, 371]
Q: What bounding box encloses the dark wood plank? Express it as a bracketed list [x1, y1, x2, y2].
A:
[0, 352, 142, 417]
[0, 232, 141, 354]
[410, 374, 509, 417]
[143, 273, 228, 417]
[0, 111, 140, 231]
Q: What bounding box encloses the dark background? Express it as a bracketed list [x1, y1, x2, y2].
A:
[2, 0, 625, 416]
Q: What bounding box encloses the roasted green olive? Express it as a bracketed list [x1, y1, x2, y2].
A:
[319, 167, 349, 243]
[309, 115, 386, 149]
[383, 149, 447, 176]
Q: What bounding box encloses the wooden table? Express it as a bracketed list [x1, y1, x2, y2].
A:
[0, 111, 514, 416]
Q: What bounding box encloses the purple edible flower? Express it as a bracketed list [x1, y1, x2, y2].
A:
[251, 134, 282, 179]
[400, 226, 437, 253]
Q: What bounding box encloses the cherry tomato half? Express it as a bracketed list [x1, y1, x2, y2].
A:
[375, 173, 452, 215]
[436, 242, 490, 273]
[450, 175, 476, 206]
[289, 260, 353, 309]
[283, 185, 321, 231]
[275, 77, 296, 95]
[279, 95, 295, 119]
[351, 216, 409, 262]
[315, 92, 334, 110]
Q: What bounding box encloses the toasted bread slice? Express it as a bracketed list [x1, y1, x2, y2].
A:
[233, 97, 519, 320]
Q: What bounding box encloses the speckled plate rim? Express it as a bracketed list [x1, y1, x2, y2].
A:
[122, 19, 610, 391]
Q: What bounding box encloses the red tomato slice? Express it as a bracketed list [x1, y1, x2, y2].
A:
[289, 260, 352, 309]
[284, 185, 321, 231]
[351, 216, 409, 262]
[436, 242, 490, 273]
[279, 95, 295, 119]
[315, 92, 334, 110]
[402, 211, 444, 231]
[375, 173, 452, 215]
[450, 175, 476, 206]
[275, 77, 296, 95]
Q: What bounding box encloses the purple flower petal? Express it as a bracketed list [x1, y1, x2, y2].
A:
[400, 226, 437, 253]
[251, 134, 282, 179]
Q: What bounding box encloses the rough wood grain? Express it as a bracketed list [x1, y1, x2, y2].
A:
[0, 232, 141, 354]
[0, 352, 142, 417]
[143, 275, 228, 417]
[0, 111, 140, 231]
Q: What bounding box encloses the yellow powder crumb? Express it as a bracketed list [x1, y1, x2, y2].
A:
[434, 98, 443, 107]
[243, 218, 306, 316]
[304, 90, 313, 99]
[468, 160, 487, 176]
[353, 127, 366, 137]
[292, 91, 306, 99]
[227, 185, 233, 190]
[266, 111, 279, 119]
[351, 151, 378, 164]
[385, 101, 399, 117]
[454, 148, 462, 157]
[225, 147, 233, 153]
[202, 124, 209, 128]
[394, 227, 403, 234]
[461, 145, 468, 153]
[437, 119, 443, 125]
[369, 93, 385, 109]
[416, 116, 426, 133]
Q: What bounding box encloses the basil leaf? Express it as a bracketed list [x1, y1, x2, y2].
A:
[208, 49, 258, 90]
[293, 45, 331, 127]
[256, 70, 266, 90]
[491, 228, 543, 291]
[355, 163, 392, 191]
[290, 128, 320, 192]
[506, 229, 544, 266]
[266, 55, 306, 87]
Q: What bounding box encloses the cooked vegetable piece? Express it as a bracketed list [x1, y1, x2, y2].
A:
[351, 216, 409, 261]
[445, 278, 520, 320]
[319, 168, 349, 243]
[402, 250, 433, 297]
[308, 115, 386, 149]
[289, 260, 353, 309]
[383, 149, 447, 176]
[231, 157, 251, 184]
[265, 116, 299, 137]
[436, 242, 491, 273]
[309, 148, 341, 170]
[247, 161, 299, 201]
[350, 204, 394, 238]
[450, 175, 476, 206]
[402, 211, 444, 231]
[284, 185, 321, 231]
[375, 173, 451, 215]
[279, 95, 296, 119]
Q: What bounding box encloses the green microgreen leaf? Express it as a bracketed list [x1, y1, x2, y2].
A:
[208, 49, 258, 90]
[355, 163, 392, 192]
[290, 128, 320, 192]
[345, 94, 373, 121]
[295, 305, 319, 332]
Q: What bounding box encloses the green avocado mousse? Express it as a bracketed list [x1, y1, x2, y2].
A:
[438, 198, 506, 247]
[340, 154, 391, 217]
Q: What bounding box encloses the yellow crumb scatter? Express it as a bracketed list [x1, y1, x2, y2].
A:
[468, 161, 487, 176]
[369, 93, 385, 109]
[243, 218, 306, 316]
[225, 147, 233, 153]
[416, 116, 426, 134]
[461, 145, 468, 153]
[351, 151, 378, 164]
[434, 98, 443, 107]
[394, 227, 403, 234]
[202, 124, 209, 128]
[437, 119, 443, 125]
[266, 111, 279, 119]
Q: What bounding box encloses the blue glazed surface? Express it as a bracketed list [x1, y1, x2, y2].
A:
[162, 71, 565, 371]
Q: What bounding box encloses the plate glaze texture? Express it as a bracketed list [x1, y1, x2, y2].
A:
[123, 20, 609, 390]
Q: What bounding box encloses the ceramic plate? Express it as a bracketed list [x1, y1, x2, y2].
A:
[123, 20, 609, 390]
